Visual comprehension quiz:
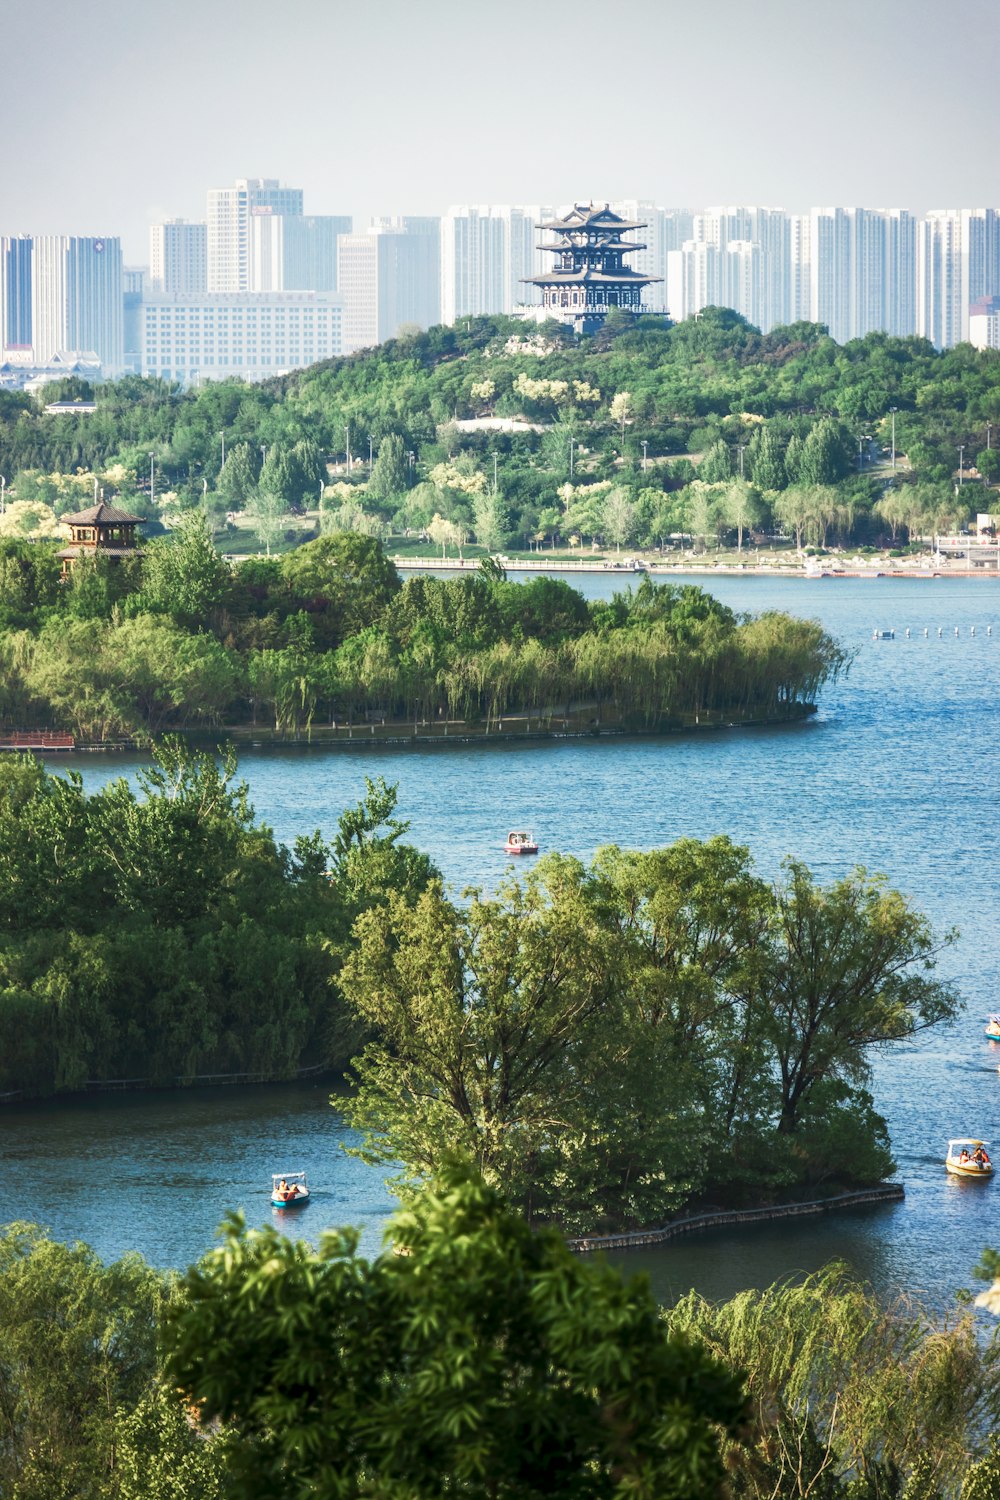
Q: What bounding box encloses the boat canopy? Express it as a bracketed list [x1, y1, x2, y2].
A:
[948, 1139, 989, 1149]
[272, 1171, 307, 1184]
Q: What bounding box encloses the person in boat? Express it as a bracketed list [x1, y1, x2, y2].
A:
[974, 1147, 990, 1167]
[960, 1148, 971, 1164]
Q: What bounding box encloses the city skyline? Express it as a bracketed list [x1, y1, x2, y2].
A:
[2, 0, 999, 262]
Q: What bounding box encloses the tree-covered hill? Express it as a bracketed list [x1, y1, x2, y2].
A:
[2, 309, 998, 554]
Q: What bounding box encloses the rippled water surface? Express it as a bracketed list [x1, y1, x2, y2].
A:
[3, 574, 1000, 1305]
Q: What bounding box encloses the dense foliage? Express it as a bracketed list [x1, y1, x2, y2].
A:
[0, 528, 845, 741]
[2, 310, 997, 555]
[0, 742, 432, 1095]
[340, 841, 958, 1232]
[165, 1167, 748, 1500]
[6, 1192, 1000, 1500]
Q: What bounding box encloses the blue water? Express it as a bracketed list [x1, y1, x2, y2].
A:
[3, 574, 1000, 1309]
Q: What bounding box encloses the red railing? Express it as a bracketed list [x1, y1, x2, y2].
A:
[0, 731, 75, 750]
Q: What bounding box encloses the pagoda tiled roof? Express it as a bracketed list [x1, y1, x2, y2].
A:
[61, 500, 146, 526]
[539, 202, 646, 234]
[529, 267, 661, 286]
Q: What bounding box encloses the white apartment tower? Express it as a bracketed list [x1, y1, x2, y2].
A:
[206, 178, 304, 292]
[149, 219, 207, 293]
[338, 222, 440, 352]
[918, 211, 964, 349]
[30, 235, 124, 373]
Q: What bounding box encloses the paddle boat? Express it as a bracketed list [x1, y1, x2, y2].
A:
[505, 830, 539, 856]
[271, 1171, 310, 1207]
[985, 1014, 1000, 1042]
[945, 1139, 993, 1178]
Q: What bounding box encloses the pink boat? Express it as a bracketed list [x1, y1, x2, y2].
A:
[504, 830, 539, 856]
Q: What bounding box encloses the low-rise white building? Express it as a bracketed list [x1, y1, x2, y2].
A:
[141, 291, 342, 385]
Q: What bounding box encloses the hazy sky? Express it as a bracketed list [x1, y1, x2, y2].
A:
[2, 0, 999, 260]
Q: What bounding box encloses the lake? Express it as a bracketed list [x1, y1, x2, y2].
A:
[3, 572, 999, 1311]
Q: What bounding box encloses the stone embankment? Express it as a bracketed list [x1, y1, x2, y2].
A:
[566, 1183, 904, 1254]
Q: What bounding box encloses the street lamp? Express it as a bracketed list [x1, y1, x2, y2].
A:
[493, 453, 498, 493]
[344, 425, 351, 474]
[958, 445, 965, 486]
[0, 475, 7, 514]
[890, 407, 898, 471]
[407, 450, 415, 475]
[219, 431, 226, 471]
[368, 434, 374, 470]
[641, 440, 648, 472]
[149, 453, 155, 507]
[569, 440, 575, 479]
[858, 434, 871, 472]
[737, 443, 746, 479]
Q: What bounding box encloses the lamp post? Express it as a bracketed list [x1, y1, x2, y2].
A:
[407, 450, 415, 476]
[890, 407, 898, 471]
[958, 445, 965, 486]
[0, 475, 6, 514]
[345, 425, 351, 474]
[641, 440, 648, 472]
[493, 453, 498, 493]
[219, 431, 225, 471]
[569, 440, 574, 479]
[737, 443, 746, 479]
[368, 434, 374, 470]
[149, 453, 155, 507]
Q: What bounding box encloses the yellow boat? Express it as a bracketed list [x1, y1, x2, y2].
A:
[945, 1138, 993, 1178]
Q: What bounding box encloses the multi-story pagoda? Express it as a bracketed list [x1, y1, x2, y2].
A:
[56, 499, 145, 577]
[525, 203, 660, 334]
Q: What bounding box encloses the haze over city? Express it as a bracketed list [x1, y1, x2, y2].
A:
[3, 0, 999, 257]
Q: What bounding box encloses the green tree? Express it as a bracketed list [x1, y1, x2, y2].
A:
[762, 861, 959, 1134]
[721, 478, 763, 552]
[0, 1222, 164, 1500]
[799, 417, 849, 486]
[134, 513, 232, 624]
[748, 423, 787, 491]
[217, 442, 258, 509]
[164, 1166, 748, 1500]
[600, 485, 636, 551]
[671, 1263, 998, 1500]
[245, 489, 288, 556]
[473, 489, 511, 552]
[698, 438, 733, 483]
[367, 432, 408, 504]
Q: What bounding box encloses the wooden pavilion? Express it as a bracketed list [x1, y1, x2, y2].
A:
[56, 500, 145, 577]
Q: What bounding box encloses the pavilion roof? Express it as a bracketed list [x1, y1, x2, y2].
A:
[537, 203, 647, 234]
[61, 500, 146, 526]
[56, 544, 145, 559]
[540, 237, 649, 256]
[527, 267, 661, 286]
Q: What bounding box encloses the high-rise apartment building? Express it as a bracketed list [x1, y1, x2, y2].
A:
[283, 215, 353, 292]
[0, 235, 33, 351]
[248, 212, 353, 292]
[28, 235, 124, 373]
[149, 219, 207, 293]
[338, 222, 440, 352]
[918, 211, 964, 350]
[441, 206, 509, 322]
[206, 178, 304, 292]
